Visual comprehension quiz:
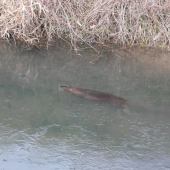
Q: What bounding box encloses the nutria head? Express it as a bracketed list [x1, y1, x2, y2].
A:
[60, 85, 84, 96]
[59, 85, 69, 90]
[60, 85, 76, 92]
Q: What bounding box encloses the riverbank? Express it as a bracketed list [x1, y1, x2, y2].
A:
[0, 0, 170, 50]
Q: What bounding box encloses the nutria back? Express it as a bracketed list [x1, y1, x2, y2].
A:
[60, 85, 127, 107]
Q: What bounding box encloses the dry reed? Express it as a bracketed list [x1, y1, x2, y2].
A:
[0, 0, 170, 49]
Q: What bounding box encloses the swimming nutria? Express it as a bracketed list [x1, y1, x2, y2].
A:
[60, 85, 129, 107]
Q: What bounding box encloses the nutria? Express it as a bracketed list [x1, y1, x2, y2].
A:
[60, 85, 128, 107]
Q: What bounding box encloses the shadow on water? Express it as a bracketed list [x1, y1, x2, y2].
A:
[0, 42, 170, 169]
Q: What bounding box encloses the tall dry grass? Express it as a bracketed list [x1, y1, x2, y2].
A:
[0, 0, 170, 49]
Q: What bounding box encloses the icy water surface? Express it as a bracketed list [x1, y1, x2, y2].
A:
[0, 43, 170, 169]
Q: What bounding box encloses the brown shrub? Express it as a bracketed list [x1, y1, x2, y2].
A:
[0, 0, 170, 49]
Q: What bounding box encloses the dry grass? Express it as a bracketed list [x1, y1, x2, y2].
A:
[0, 0, 170, 49]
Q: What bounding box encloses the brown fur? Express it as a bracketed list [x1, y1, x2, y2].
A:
[60, 85, 127, 107]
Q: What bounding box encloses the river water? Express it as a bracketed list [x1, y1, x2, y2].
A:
[0, 42, 170, 169]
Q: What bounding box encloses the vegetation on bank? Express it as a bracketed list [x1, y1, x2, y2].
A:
[0, 0, 170, 50]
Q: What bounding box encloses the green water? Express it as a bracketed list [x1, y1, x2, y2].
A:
[0, 43, 170, 169]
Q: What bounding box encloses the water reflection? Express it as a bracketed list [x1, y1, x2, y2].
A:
[0, 43, 170, 169]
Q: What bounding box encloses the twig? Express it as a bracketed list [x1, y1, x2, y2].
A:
[74, 151, 85, 170]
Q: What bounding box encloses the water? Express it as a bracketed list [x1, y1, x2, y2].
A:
[0, 42, 170, 169]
